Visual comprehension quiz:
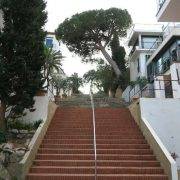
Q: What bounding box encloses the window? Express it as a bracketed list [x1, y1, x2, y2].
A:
[46, 38, 53, 48]
[141, 36, 162, 49]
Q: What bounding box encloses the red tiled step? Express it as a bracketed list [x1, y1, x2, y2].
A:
[40, 143, 150, 150]
[44, 135, 145, 139]
[40, 144, 94, 149]
[33, 160, 160, 167]
[38, 148, 153, 155]
[42, 139, 146, 144]
[30, 166, 164, 174]
[27, 107, 168, 180]
[36, 154, 156, 161]
[27, 174, 168, 180]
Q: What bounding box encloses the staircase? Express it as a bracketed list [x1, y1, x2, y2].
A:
[27, 105, 168, 179]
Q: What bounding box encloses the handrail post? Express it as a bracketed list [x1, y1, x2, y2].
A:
[89, 85, 97, 180]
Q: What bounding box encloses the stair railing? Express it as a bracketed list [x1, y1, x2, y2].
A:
[89, 84, 97, 180]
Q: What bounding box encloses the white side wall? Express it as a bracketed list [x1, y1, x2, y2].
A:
[140, 98, 180, 169]
[22, 95, 49, 124]
[122, 86, 131, 102]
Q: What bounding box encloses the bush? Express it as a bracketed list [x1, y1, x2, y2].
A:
[7, 119, 43, 130]
[0, 131, 6, 144]
[33, 120, 43, 129]
[129, 77, 148, 89]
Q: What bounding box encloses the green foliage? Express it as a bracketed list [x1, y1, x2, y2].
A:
[33, 119, 43, 129]
[56, 8, 131, 58]
[83, 60, 118, 95]
[136, 77, 148, 89]
[67, 73, 83, 94]
[43, 47, 64, 88]
[0, 131, 6, 144]
[0, 0, 47, 123]
[110, 33, 126, 73]
[7, 119, 43, 130]
[51, 74, 70, 95]
[110, 33, 129, 90]
[130, 77, 148, 89]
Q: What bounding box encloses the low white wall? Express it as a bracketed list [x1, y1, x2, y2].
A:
[140, 98, 180, 169]
[22, 94, 49, 124]
[122, 86, 131, 102]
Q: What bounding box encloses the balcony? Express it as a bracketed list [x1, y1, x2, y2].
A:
[147, 53, 180, 83]
[129, 40, 162, 58]
[127, 24, 163, 46]
[157, 0, 180, 22]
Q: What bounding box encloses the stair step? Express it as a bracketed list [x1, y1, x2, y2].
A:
[27, 173, 168, 180]
[38, 148, 153, 155]
[36, 154, 156, 161]
[27, 107, 168, 180]
[42, 139, 147, 145]
[44, 135, 144, 139]
[40, 143, 150, 149]
[30, 166, 164, 174]
[33, 160, 160, 167]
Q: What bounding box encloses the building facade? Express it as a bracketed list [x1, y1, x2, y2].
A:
[128, 24, 163, 81]
[45, 32, 61, 51]
[146, 0, 180, 99]
[122, 24, 163, 102]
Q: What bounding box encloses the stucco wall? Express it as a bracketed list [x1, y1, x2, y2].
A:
[17, 101, 58, 179]
[129, 99, 178, 180]
[140, 98, 180, 170]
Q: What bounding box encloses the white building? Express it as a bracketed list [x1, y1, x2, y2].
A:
[128, 24, 163, 81]
[145, 0, 180, 99]
[45, 32, 61, 52]
[122, 24, 163, 102]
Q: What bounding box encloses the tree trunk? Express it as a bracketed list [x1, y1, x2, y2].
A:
[0, 102, 6, 131]
[109, 89, 116, 98]
[99, 45, 122, 78]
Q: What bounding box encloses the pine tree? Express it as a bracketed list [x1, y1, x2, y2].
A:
[110, 33, 126, 73]
[0, 0, 47, 130]
[110, 33, 129, 92]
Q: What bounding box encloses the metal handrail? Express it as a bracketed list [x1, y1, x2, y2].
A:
[89, 84, 97, 180]
[129, 79, 180, 102]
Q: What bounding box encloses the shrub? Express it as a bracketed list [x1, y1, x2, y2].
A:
[7, 119, 43, 130]
[0, 131, 6, 144]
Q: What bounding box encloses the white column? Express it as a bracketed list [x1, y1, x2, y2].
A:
[154, 76, 165, 98]
[170, 63, 180, 98]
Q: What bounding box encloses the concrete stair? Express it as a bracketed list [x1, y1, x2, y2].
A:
[27, 107, 168, 180]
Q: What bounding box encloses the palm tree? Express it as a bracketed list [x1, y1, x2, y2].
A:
[43, 47, 64, 88]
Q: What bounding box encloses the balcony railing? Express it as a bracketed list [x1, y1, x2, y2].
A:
[148, 55, 180, 82]
[129, 40, 162, 57]
[127, 24, 164, 43]
[162, 23, 180, 39]
[157, 0, 166, 13]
